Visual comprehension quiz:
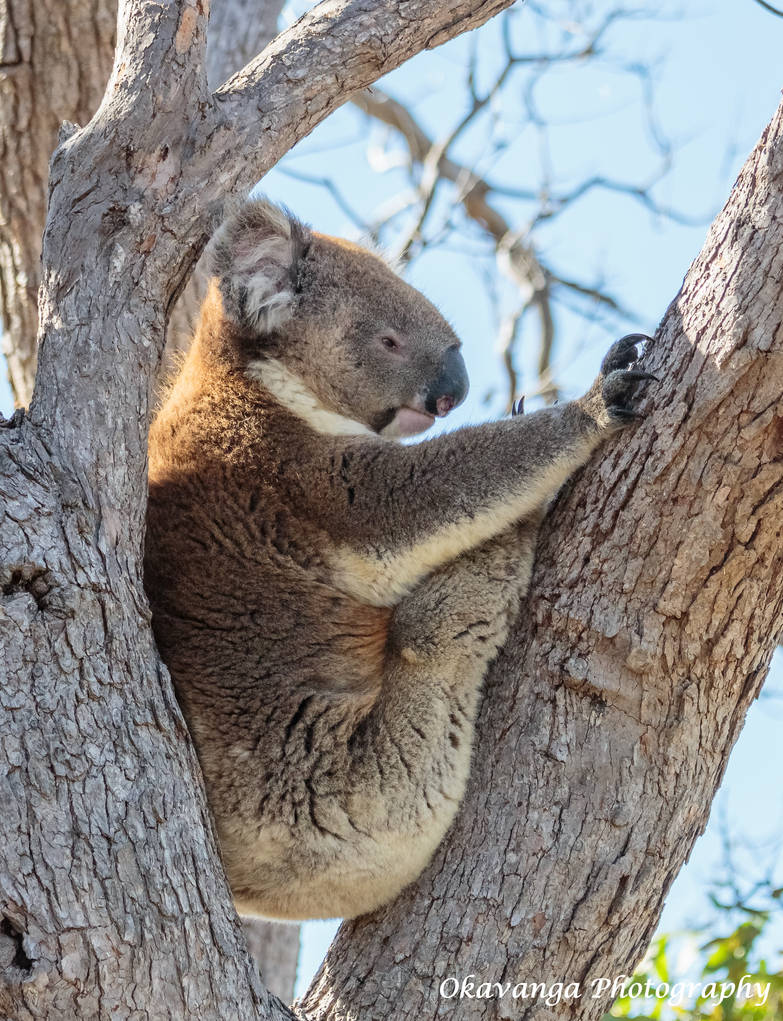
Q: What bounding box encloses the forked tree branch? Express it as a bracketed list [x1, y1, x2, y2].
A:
[31, 0, 519, 488]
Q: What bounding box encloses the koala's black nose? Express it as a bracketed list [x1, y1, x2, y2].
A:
[425, 346, 469, 417]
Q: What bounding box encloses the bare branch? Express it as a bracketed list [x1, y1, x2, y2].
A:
[352, 85, 559, 399]
[549, 273, 635, 319]
[752, 0, 783, 14]
[278, 166, 373, 235]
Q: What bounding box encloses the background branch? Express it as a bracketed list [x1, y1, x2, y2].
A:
[348, 3, 700, 410]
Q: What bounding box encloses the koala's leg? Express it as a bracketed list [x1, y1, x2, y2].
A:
[388, 511, 543, 674]
[229, 519, 544, 922]
[337, 516, 543, 901]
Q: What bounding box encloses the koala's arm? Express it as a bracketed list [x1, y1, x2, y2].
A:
[320, 406, 588, 602]
[304, 336, 653, 603]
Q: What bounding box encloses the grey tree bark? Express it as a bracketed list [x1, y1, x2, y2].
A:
[0, 0, 301, 1001]
[0, 0, 286, 403]
[0, 0, 115, 406]
[0, 0, 518, 1017]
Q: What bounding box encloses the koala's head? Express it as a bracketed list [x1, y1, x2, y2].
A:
[208, 199, 468, 437]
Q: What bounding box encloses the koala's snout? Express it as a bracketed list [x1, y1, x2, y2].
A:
[425, 346, 469, 418]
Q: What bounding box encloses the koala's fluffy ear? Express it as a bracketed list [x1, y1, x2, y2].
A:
[208, 199, 311, 333]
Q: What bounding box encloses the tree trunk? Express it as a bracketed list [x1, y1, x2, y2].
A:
[300, 101, 783, 1018]
[0, 0, 301, 999]
[0, 0, 116, 407]
[0, 0, 518, 1016]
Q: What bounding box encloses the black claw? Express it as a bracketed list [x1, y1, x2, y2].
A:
[511, 396, 525, 417]
[601, 333, 654, 375]
[609, 406, 645, 422]
[622, 370, 659, 383]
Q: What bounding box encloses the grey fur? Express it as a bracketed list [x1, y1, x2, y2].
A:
[145, 199, 653, 920]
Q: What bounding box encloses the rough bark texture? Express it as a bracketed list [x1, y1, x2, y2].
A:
[300, 102, 783, 1019]
[0, 0, 298, 993]
[0, 0, 518, 1017]
[0, 0, 288, 403]
[0, 0, 116, 406]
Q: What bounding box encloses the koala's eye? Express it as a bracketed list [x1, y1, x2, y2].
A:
[379, 333, 404, 354]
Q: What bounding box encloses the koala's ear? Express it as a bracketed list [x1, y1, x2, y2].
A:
[208, 199, 311, 333]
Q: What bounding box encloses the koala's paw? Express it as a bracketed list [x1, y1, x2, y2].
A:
[583, 333, 657, 429]
[603, 367, 658, 425]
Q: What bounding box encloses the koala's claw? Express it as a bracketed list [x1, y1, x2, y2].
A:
[607, 405, 645, 423]
[602, 366, 655, 425]
[511, 396, 525, 417]
[620, 369, 659, 384]
[600, 333, 652, 375]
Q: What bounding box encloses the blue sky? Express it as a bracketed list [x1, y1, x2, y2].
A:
[2, 0, 781, 998]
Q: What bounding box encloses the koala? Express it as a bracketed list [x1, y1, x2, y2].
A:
[144, 199, 654, 922]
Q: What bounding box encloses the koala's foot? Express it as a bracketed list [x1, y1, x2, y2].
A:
[581, 333, 657, 430]
[390, 516, 541, 669]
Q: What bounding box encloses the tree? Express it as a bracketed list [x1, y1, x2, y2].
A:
[0, 0, 303, 999]
[1, 2, 782, 1020]
[611, 870, 783, 1020]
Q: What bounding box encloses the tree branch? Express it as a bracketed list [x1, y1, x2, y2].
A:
[752, 0, 783, 16]
[205, 0, 518, 198]
[29, 0, 519, 495]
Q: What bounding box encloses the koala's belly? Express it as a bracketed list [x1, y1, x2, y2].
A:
[154, 541, 392, 700]
[222, 808, 455, 921]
